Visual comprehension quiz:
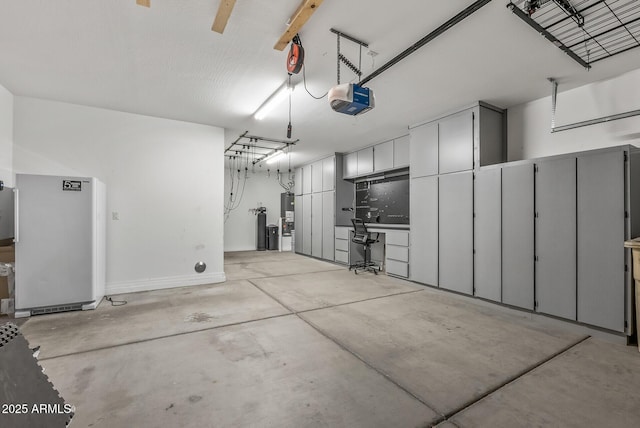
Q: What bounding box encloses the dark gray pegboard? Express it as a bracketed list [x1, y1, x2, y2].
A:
[0, 322, 74, 428]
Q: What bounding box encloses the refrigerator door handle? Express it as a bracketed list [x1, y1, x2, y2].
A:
[13, 188, 18, 243]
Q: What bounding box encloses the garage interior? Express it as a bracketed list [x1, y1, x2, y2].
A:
[1, 1, 640, 427]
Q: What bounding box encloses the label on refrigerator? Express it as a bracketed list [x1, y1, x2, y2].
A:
[62, 180, 82, 191]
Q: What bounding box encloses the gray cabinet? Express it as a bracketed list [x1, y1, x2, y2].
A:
[357, 147, 374, 176]
[322, 191, 335, 261]
[302, 194, 312, 255]
[535, 157, 577, 320]
[344, 152, 358, 179]
[439, 171, 473, 294]
[577, 150, 625, 332]
[322, 156, 335, 191]
[373, 141, 394, 172]
[410, 121, 438, 178]
[393, 135, 410, 168]
[294, 168, 303, 196]
[334, 226, 350, 264]
[501, 163, 535, 310]
[311, 160, 323, 194]
[474, 168, 501, 302]
[410, 176, 438, 285]
[439, 110, 473, 174]
[302, 166, 312, 195]
[386, 231, 410, 278]
[311, 193, 323, 257]
[294, 195, 303, 253]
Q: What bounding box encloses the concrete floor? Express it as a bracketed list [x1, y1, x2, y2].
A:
[15, 251, 640, 427]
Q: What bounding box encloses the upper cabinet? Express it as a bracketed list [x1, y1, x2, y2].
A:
[344, 152, 358, 179]
[393, 135, 410, 168]
[439, 110, 474, 174]
[410, 122, 438, 178]
[373, 140, 394, 172]
[357, 147, 374, 176]
[302, 165, 312, 194]
[343, 136, 411, 179]
[294, 167, 303, 195]
[409, 102, 505, 177]
[311, 160, 323, 193]
[322, 156, 335, 191]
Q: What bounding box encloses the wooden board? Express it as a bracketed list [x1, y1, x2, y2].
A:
[273, 0, 324, 51]
[212, 0, 237, 33]
[136, 0, 151, 7]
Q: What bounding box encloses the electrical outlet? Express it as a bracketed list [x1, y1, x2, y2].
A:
[112, 212, 119, 221]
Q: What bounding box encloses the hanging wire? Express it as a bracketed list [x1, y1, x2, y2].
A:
[303, 65, 328, 99]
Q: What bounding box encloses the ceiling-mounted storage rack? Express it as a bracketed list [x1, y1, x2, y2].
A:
[508, 0, 640, 68]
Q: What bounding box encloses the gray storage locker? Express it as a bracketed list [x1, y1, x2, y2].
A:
[322, 191, 335, 261]
[439, 171, 473, 294]
[393, 135, 410, 168]
[294, 168, 303, 196]
[357, 147, 374, 176]
[311, 193, 323, 257]
[294, 195, 303, 253]
[302, 194, 312, 255]
[474, 168, 501, 302]
[343, 152, 358, 179]
[374, 140, 394, 172]
[577, 150, 625, 332]
[311, 160, 323, 193]
[535, 157, 577, 320]
[410, 176, 438, 285]
[409, 121, 438, 178]
[439, 110, 473, 174]
[302, 166, 312, 194]
[322, 156, 335, 192]
[501, 163, 535, 310]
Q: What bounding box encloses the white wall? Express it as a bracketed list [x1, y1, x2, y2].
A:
[0, 84, 13, 187]
[508, 68, 640, 161]
[13, 97, 226, 294]
[223, 165, 289, 252]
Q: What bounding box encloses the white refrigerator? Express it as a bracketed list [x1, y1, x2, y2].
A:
[14, 174, 106, 317]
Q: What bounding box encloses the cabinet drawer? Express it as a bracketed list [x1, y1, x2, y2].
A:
[386, 259, 409, 278]
[335, 239, 349, 252]
[335, 250, 349, 264]
[335, 227, 351, 240]
[386, 231, 409, 247]
[386, 245, 409, 263]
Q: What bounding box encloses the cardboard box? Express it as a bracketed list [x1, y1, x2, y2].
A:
[0, 245, 14, 300]
[0, 243, 15, 262]
[0, 297, 14, 315]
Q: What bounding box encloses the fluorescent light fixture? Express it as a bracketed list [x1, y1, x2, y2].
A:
[266, 152, 287, 164]
[254, 81, 293, 120]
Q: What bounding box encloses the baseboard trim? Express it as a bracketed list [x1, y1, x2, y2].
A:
[105, 272, 226, 295]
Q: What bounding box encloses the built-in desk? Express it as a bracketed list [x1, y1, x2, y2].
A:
[335, 225, 410, 278]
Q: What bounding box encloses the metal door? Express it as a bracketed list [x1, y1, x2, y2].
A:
[474, 168, 501, 302]
[294, 195, 303, 253]
[410, 176, 438, 285]
[311, 193, 323, 257]
[439, 171, 473, 294]
[577, 150, 625, 331]
[322, 191, 335, 261]
[535, 157, 576, 320]
[409, 122, 438, 178]
[302, 194, 312, 255]
[439, 110, 473, 174]
[502, 163, 535, 310]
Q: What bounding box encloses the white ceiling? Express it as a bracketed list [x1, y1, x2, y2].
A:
[1, 0, 639, 167]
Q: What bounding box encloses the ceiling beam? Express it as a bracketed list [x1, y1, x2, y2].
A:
[273, 0, 323, 51]
[136, 0, 150, 7]
[212, 0, 237, 33]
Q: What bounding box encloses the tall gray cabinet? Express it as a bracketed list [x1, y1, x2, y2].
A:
[501, 163, 535, 310]
[294, 154, 352, 262]
[409, 102, 506, 293]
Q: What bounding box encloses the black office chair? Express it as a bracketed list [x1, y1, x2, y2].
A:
[349, 218, 380, 275]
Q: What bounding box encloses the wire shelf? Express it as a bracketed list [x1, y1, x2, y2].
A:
[509, 0, 640, 66]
